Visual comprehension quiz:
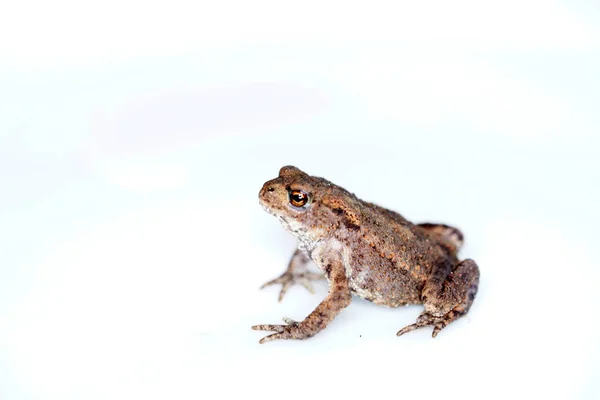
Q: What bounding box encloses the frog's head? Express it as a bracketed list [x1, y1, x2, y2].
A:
[259, 166, 361, 245]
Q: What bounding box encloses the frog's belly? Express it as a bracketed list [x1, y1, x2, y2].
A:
[346, 263, 423, 307]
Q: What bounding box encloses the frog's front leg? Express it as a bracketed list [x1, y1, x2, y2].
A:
[260, 248, 325, 302]
[397, 259, 479, 338]
[253, 251, 351, 343]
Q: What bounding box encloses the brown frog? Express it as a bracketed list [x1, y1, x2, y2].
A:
[252, 166, 480, 343]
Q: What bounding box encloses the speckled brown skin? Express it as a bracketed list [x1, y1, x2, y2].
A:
[252, 166, 480, 343]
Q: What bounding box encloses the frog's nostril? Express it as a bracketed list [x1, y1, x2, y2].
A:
[267, 187, 275, 192]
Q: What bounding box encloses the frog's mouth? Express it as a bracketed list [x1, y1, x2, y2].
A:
[261, 203, 301, 235]
[275, 214, 298, 235]
[260, 202, 287, 225]
[260, 201, 323, 255]
[260, 203, 273, 215]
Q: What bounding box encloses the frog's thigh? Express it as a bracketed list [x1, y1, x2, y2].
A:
[423, 259, 479, 317]
[417, 223, 464, 253]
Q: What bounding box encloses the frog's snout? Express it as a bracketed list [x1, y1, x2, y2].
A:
[259, 177, 282, 206]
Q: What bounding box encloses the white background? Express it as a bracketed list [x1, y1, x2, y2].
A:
[1, 1, 599, 399]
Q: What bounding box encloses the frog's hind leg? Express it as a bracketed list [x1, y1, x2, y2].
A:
[417, 223, 463, 254]
[397, 259, 479, 338]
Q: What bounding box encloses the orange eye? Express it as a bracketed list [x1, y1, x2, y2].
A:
[289, 190, 309, 208]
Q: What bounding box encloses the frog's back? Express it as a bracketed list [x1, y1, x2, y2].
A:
[361, 200, 461, 262]
[335, 200, 455, 307]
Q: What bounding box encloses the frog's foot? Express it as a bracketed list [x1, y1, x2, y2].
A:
[396, 309, 466, 338]
[252, 317, 308, 344]
[399, 259, 479, 338]
[260, 271, 325, 302]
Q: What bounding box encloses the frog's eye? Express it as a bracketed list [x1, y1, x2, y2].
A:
[289, 190, 310, 208]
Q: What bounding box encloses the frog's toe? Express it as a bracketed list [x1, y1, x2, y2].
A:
[260, 271, 325, 302]
[396, 313, 437, 337]
[432, 321, 451, 338]
[397, 308, 467, 338]
[396, 322, 421, 337]
[251, 318, 303, 344]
